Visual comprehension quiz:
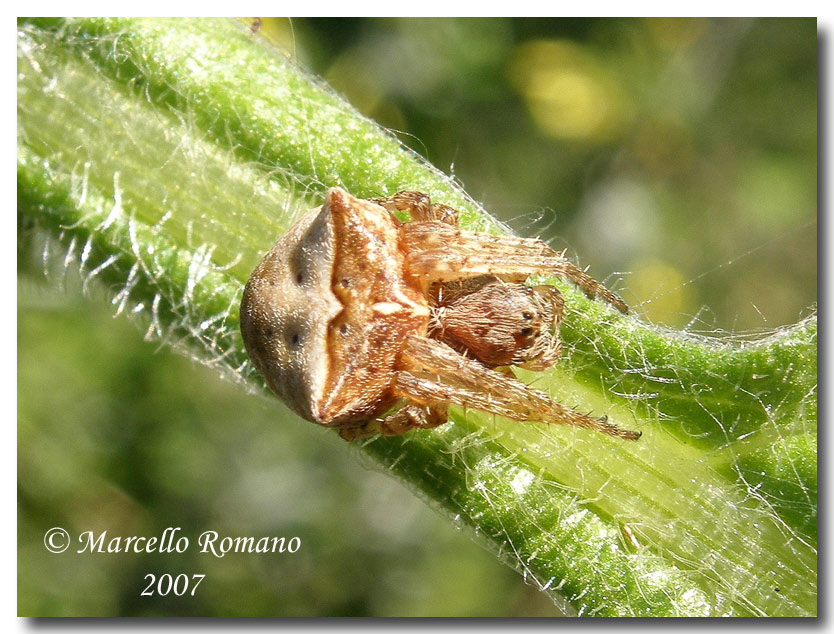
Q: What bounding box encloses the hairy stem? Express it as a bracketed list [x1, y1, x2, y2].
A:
[17, 18, 816, 616]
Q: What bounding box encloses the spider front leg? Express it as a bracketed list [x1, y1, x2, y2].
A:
[402, 223, 628, 314]
[393, 335, 641, 440]
[338, 403, 449, 441]
[371, 191, 459, 226]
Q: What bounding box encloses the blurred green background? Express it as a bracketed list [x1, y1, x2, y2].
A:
[18, 18, 816, 616]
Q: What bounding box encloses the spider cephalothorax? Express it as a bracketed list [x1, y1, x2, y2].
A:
[240, 187, 639, 441]
[428, 275, 564, 370]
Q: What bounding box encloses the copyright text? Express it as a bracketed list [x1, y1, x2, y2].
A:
[55, 527, 302, 558]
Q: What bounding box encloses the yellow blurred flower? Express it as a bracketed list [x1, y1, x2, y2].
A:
[507, 39, 634, 143]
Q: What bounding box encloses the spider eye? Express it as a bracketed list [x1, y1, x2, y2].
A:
[522, 311, 534, 320]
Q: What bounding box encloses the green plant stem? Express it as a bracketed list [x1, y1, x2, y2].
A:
[17, 18, 816, 616]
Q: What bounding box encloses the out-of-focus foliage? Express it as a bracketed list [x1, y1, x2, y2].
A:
[19, 18, 816, 616]
[261, 17, 816, 331]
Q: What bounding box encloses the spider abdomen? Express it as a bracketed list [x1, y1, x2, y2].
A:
[240, 188, 430, 426]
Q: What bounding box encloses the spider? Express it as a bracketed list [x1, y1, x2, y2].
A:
[240, 188, 640, 441]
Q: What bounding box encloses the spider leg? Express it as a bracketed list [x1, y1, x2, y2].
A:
[338, 402, 449, 441]
[402, 222, 628, 314]
[393, 335, 640, 440]
[371, 191, 459, 226]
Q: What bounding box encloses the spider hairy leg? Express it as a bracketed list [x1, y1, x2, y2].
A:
[402, 222, 628, 314]
[394, 335, 641, 440]
[338, 403, 449, 441]
[371, 191, 459, 226]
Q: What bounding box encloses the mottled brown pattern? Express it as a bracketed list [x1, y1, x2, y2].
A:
[317, 189, 430, 423]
